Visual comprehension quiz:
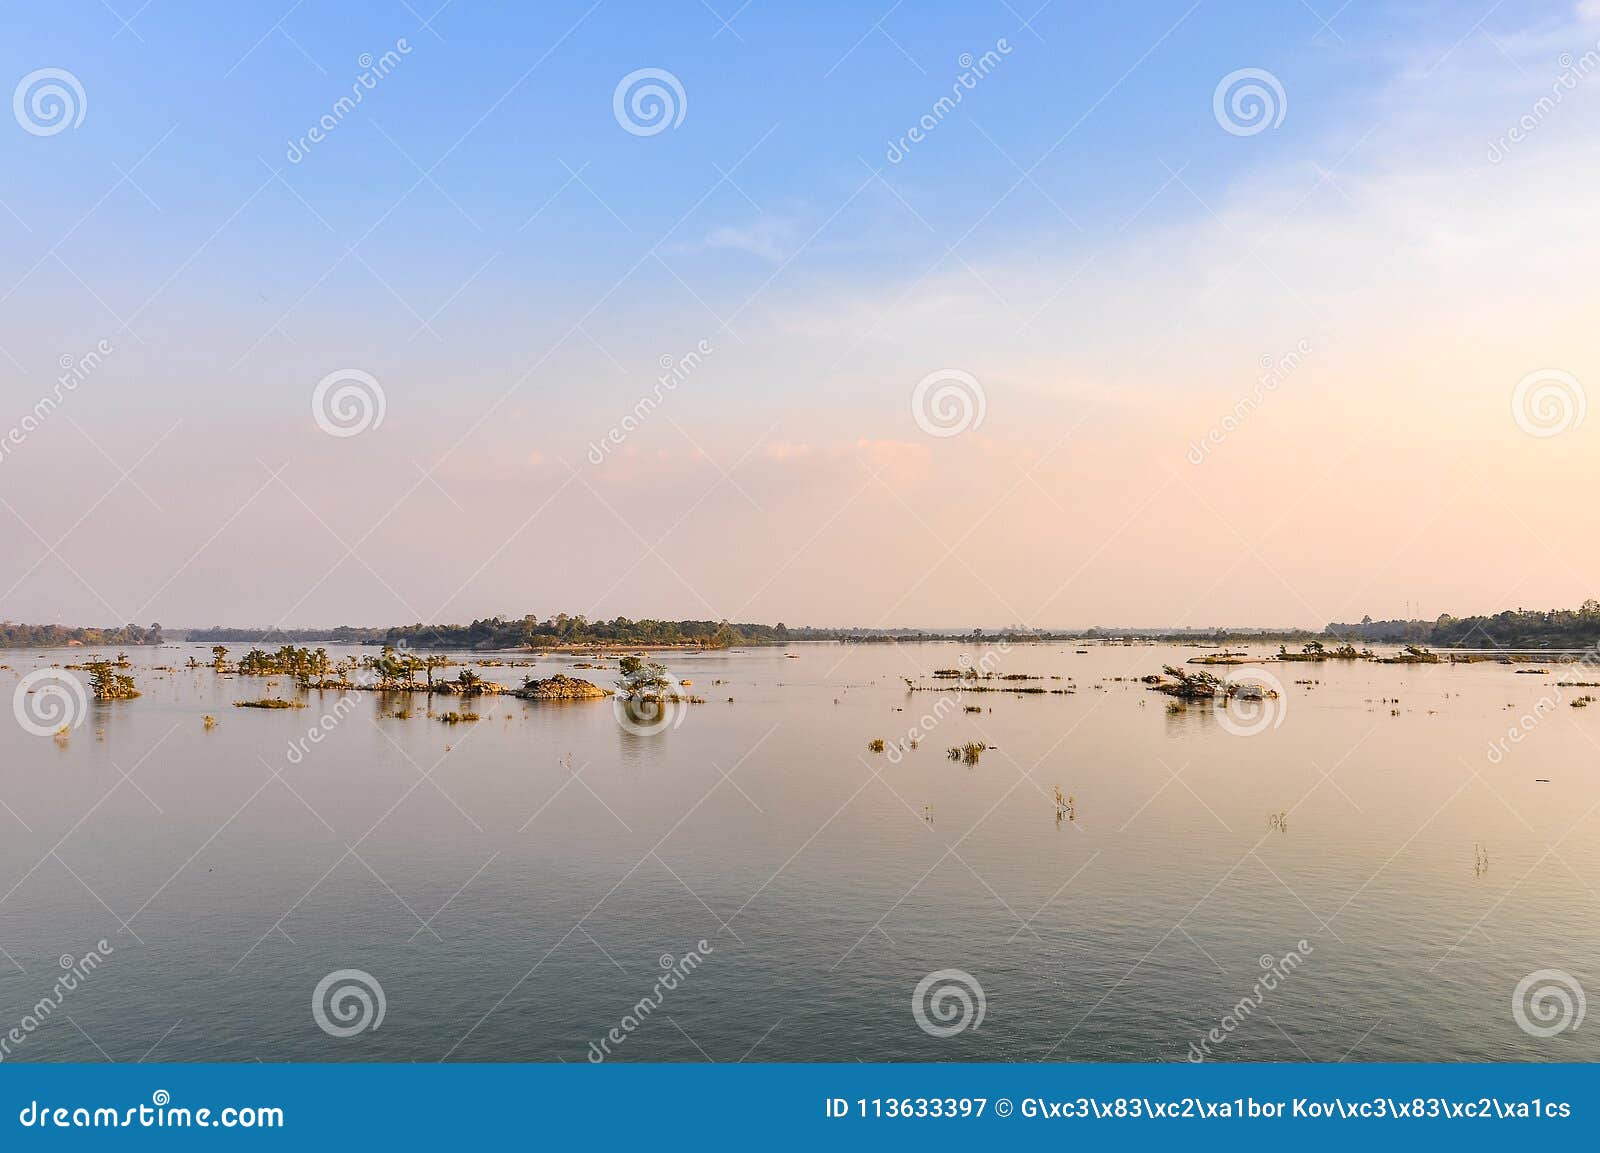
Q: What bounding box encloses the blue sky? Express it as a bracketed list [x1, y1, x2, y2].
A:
[0, 0, 1461, 350]
[3, 1, 1600, 628]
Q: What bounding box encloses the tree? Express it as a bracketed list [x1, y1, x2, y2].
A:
[617, 658, 670, 697]
[366, 646, 415, 688]
[87, 660, 139, 700]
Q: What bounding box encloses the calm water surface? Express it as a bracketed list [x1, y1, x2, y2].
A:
[1, 642, 1596, 1062]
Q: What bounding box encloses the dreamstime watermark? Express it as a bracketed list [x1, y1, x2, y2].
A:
[586, 941, 714, 1061]
[17, 1092, 284, 1130]
[1187, 940, 1312, 1061]
[312, 969, 386, 1038]
[613, 671, 689, 737]
[12, 668, 89, 737]
[586, 340, 713, 465]
[1213, 68, 1286, 136]
[885, 40, 1014, 164]
[613, 68, 686, 136]
[886, 641, 1011, 764]
[912, 969, 986, 1038]
[1510, 368, 1584, 438]
[285, 40, 413, 164]
[312, 369, 386, 437]
[1486, 642, 1600, 762]
[13, 68, 86, 136]
[1216, 668, 1288, 737]
[1186, 339, 1311, 464]
[1512, 968, 1585, 1038]
[1486, 691, 1566, 764]
[0, 941, 114, 1061]
[911, 369, 985, 438]
[285, 691, 364, 765]
[1487, 43, 1600, 164]
[0, 339, 114, 466]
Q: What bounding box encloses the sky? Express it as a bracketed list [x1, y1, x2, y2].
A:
[2, 0, 1599, 631]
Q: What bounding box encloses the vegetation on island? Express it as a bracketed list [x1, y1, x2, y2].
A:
[359, 647, 504, 695]
[86, 660, 140, 701]
[1374, 644, 1440, 664]
[609, 656, 703, 725]
[185, 626, 386, 645]
[1273, 641, 1373, 662]
[515, 674, 611, 700]
[383, 615, 770, 650]
[1146, 666, 1280, 703]
[1, 622, 161, 649]
[237, 645, 339, 680]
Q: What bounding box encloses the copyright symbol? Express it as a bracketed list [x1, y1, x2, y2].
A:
[995, 1098, 1013, 1117]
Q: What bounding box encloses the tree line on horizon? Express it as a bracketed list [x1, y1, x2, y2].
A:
[384, 615, 774, 649]
[12, 603, 1600, 651]
[0, 622, 162, 649]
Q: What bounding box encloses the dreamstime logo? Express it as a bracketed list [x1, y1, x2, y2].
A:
[0, 940, 113, 1062]
[0, 338, 114, 467]
[612, 68, 686, 136]
[885, 39, 1013, 164]
[285, 39, 413, 164]
[1186, 339, 1311, 464]
[285, 691, 363, 765]
[12, 669, 88, 737]
[1485, 641, 1600, 763]
[1216, 668, 1287, 737]
[1511, 369, 1585, 438]
[1512, 969, 1585, 1038]
[885, 641, 1011, 764]
[587, 940, 713, 1061]
[312, 369, 386, 438]
[1212, 68, 1286, 136]
[1188, 941, 1312, 1061]
[911, 968, 986, 1038]
[1487, 43, 1600, 164]
[312, 968, 386, 1037]
[587, 339, 713, 465]
[911, 369, 985, 438]
[13, 68, 86, 136]
[613, 686, 687, 736]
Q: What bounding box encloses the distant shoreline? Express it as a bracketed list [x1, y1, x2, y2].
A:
[8, 604, 1600, 653]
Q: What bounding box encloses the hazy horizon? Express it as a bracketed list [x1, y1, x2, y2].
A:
[6, 1, 1600, 630]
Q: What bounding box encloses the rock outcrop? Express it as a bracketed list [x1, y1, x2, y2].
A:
[515, 674, 611, 700]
